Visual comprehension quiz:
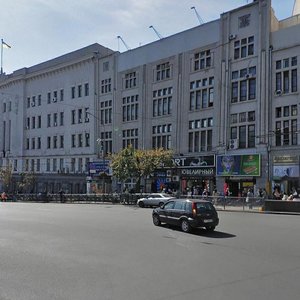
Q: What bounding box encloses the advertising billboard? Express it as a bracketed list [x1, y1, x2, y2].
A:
[89, 160, 111, 175]
[216, 154, 260, 176]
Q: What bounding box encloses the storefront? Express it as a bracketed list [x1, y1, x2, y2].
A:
[272, 155, 300, 195]
[163, 155, 216, 195]
[216, 154, 261, 196]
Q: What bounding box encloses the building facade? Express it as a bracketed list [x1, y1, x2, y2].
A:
[1, 0, 300, 196]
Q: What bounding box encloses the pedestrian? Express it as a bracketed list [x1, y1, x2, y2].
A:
[1, 191, 8, 202]
[246, 189, 253, 209]
[58, 189, 65, 203]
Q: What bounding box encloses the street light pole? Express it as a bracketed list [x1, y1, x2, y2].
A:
[96, 138, 106, 194]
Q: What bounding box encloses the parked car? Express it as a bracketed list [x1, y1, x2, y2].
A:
[152, 199, 219, 233]
[137, 193, 175, 208]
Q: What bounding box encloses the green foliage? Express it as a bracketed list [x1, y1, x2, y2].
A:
[17, 172, 36, 193]
[0, 165, 13, 192]
[109, 146, 174, 190]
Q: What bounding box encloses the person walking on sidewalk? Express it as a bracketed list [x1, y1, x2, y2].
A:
[1, 191, 8, 202]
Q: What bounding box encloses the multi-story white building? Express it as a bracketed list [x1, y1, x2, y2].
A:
[0, 44, 115, 193]
[1, 0, 300, 196]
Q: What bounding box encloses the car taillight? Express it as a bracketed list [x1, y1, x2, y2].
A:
[192, 202, 197, 217]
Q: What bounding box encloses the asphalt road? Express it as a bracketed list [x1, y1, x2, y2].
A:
[0, 202, 300, 300]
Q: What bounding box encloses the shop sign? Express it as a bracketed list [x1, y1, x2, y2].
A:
[89, 160, 111, 175]
[273, 165, 299, 179]
[273, 155, 299, 164]
[172, 155, 215, 168]
[216, 154, 260, 177]
[180, 167, 215, 177]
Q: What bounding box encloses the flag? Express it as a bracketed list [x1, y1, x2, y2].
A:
[2, 40, 11, 49]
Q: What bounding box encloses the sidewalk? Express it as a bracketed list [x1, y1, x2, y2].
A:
[215, 205, 300, 215]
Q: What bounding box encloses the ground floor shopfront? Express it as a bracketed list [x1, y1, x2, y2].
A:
[271, 154, 300, 196]
[153, 154, 264, 196]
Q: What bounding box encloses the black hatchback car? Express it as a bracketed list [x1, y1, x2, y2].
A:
[152, 199, 219, 233]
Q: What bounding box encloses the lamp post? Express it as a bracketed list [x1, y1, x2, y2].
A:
[96, 137, 106, 194]
[85, 111, 108, 194]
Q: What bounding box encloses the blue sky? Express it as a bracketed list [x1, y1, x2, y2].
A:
[0, 0, 296, 74]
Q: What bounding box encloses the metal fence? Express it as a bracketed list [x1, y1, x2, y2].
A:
[2, 193, 265, 210]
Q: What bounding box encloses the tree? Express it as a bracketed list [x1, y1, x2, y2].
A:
[17, 172, 37, 193]
[0, 165, 13, 192]
[109, 145, 174, 192]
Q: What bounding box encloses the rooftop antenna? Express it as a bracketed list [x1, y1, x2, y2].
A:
[149, 25, 163, 39]
[190, 6, 204, 25]
[117, 36, 130, 51]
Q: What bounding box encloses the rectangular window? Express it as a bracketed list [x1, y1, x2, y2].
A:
[38, 116, 42, 128]
[53, 136, 57, 148]
[53, 113, 58, 126]
[239, 126, 246, 148]
[202, 89, 208, 108]
[231, 127, 237, 139]
[248, 125, 255, 148]
[85, 133, 90, 147]
[36, 159, 40, 172]
[60, 112, 64, 126]
[195, 90, 201, 110]
[78, 85, 82, 98]
[47, 114, 51, 127]
[53, 159, 57, 172]
[78, 134, 83, 147]
[84, 83, 89, 96]
[194, 50, 212, 70]
[78, 109, 83, 123]
[291, 105, 298, 116]
[276, 107, 282, 118]
[47, 159, 50, 172]
[231, 82, 238, 103]
[208, 88, 214, 107]
[283, 71, 289, 93]
[276, 60, 282, 70]
[37, 137, 41, 149]
[60, 135, 64, 148]
[275, 73, 282, 91]
[283, 120, 289, 145]
[275, 121, 281, 146]
[60, 89, 64, 101]
[292, 69, 297, 92]
[71, 134, 76, 147]
[189, 92, 195, 110]
[71, 110, 76, 124]
[292, 119, 298, 145]
[71, 87, 75, 99]
[248, 78, 256, 100]
[231, 114, 238, 124]
[240, 80, 247, 101]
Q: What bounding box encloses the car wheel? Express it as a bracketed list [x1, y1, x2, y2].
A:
[181, 219, 191, 233]
[152, 214, 161, 226]
[206, 226, 215, 232]
[138, 201, 145, 208]
[158, 202, 164, 207]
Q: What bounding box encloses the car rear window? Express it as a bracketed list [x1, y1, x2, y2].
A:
[196, 202, 214, 212]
